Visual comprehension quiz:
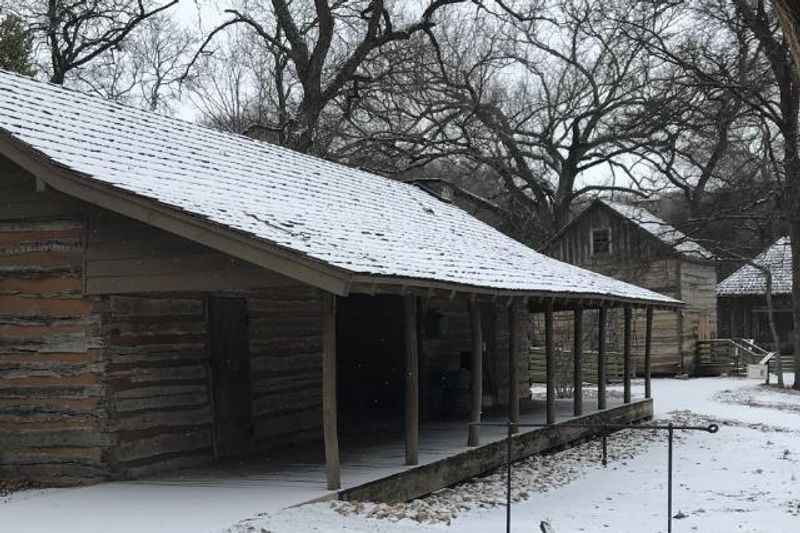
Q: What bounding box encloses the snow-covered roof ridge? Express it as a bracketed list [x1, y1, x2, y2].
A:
[717, 237, 792, 296]
[0, 69, 677, 305]
[600, 200, 713, 260]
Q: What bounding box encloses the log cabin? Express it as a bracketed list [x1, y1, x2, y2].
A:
[0, 71, 679, 493]
[717, 237, 794, 353]
[544, 199, 716, 374]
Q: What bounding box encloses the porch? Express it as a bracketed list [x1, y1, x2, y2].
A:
[134, 397, 650, 509]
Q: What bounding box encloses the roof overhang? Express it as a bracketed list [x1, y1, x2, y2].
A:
[0, 130, 681, 310]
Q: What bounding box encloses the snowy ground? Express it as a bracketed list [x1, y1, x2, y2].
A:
[2, 376, 799, 533]
[225, 376, 800, 533]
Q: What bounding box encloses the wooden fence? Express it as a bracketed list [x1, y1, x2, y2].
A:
[528, 346, 637, 387]
[694, 338, 774, 376]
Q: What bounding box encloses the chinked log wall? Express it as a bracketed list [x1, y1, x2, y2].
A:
[102, 294, 213, 479]
[0, 159, 110, 485]
[86, 212, 324, 477]
[248, 286, 322, 451]
[0, 157, 324, 483]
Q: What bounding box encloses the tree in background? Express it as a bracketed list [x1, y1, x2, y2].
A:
[349, 0, 680, 241]
[184, 0, 466, 155]
[11, 0, 178, 84]
[75, 13, 196, 114]
[0, 14, 35, 76]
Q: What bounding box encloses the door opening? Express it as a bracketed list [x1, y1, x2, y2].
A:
[208, 296, 253, 458]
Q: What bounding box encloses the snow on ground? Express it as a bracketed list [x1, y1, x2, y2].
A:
[2, 376, 799, 533]
[226, 376, 800, 533]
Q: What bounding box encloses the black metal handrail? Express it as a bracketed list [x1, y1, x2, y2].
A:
[469, 420, 719, 533]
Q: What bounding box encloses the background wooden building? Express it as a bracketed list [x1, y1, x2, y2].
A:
[0, 71, 676, 490]
[544, 199, 716, 374]
[717, 237, 794, 354]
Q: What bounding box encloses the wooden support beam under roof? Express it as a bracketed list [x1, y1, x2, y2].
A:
[573, 306, 584, 417]
[508, 300, 520, 433]
[467, 299, 483, 447]
[404, 294, 419, 466]
[544, 299, 556, 425]
[623, 305, 633, 404]
[321, 292, 341, 490]
[598, 306, 608, 411]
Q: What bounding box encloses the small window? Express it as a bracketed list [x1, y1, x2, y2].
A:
[592, 228, 611, 255]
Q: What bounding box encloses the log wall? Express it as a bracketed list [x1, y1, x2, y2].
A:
[247, 286, 323, 451]
[0, 157, 326, 483]
[0, 158, 110, 485]
[546, 204, 717, 374]
[102, 294, 213, 479]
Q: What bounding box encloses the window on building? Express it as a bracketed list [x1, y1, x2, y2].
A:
[592, 228, 611, 255]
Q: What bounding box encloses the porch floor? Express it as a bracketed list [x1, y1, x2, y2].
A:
[133, 396, 627, 507]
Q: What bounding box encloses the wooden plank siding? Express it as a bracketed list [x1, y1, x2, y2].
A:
[85, 211, 298, 294]
[546, 204, 716, 374]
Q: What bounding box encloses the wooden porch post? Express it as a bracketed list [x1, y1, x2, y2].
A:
[468, 299, 483, 447]
[321, 292, 341, 490]
[598, 306, 608, 410]
[545, 299, 555, 425]
[645, 306, 654, 399]
[404, 295, 419, 465]
[508, 300, 520, 433]
[573, 306, 584, 417]
[623, 305, 632, 404]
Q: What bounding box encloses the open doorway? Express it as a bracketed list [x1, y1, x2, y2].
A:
[336, 294, 408, 439]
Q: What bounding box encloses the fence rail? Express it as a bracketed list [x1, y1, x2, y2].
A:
[694, 338, 775, 376]
[528, 346, 636, 386]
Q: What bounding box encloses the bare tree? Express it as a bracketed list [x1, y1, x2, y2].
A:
[642, 0, 799, 387]
[61, 12, 195, 114]
[637, 3, 767, 218]
[184, 0, 465, 155]
[730, 0, 800, 390]
[360, 0, 679, 239]
[12, 0, 178, 84]
[130, 14, 196, 113]
[187, 19, 297, 142]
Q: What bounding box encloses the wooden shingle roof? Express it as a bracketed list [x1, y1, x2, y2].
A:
[0, 71, 678, 306]
[717, 237, 792, 296]
[599, 200, 713, 259]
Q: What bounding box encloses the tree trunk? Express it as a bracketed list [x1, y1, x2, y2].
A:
[792, 220, 800, 389]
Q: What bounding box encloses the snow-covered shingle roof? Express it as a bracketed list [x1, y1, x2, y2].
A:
[717, 237, 792, 296]
[0, 71, 677, 305]
[600, 200, 713, 259]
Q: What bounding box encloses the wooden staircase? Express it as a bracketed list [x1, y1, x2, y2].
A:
[694, 338, 775, 377]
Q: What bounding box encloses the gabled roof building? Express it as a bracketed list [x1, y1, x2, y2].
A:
[717, 237, 794, 353]
[0, 71, 675, 494]
[545, 199, 716, 374]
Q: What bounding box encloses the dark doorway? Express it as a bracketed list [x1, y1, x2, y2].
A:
[336, 294, 407, 436]
[208, 296, 253, 458]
